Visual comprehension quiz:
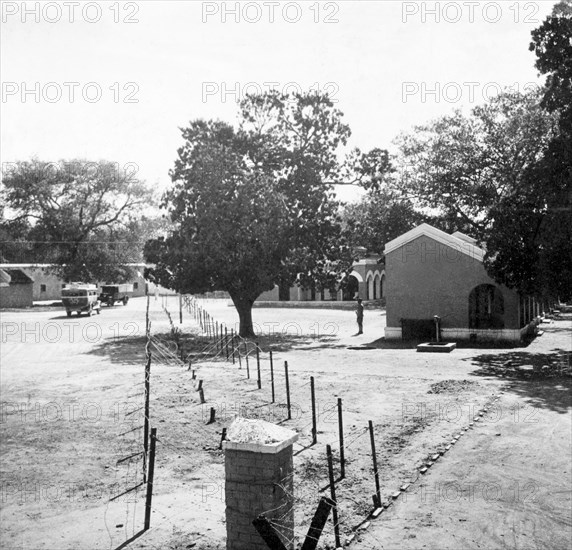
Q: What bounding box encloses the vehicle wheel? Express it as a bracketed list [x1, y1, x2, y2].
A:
[66, 311, 72, 318]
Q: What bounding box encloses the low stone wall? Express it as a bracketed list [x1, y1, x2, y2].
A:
[253, 300, 385, 310]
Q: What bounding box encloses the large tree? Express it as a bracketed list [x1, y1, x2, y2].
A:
[485, 0, 572, 300]
[145, 92, 363, 337]
[340, 189, 425, 258]
[394, 90, 558, 240]
[530, 0, 572, 120]
[1, 159, 153, 282]
[486, 0, 572, 300]
[393, 85, 572, 299]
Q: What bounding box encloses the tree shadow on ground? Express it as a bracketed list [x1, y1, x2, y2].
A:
[87, 334, 150, 366]
[244, 333, 344, 353]
[464, 349, 572, 414]
[178, 333, 344, 355]
[85, 329, 346, 370]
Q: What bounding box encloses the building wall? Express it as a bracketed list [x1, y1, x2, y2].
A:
[255, 257, 383, 303]
[385, 235, 520, 332]
[0, 265, 148, 301]
[28, 268, 64, 301]
[257, 285, 280, 301]
[0, 284, 33, 308]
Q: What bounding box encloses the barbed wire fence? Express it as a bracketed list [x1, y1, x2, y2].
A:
[146, 294, 501, 549]
[155, 295, 368, 547]
[105, 296, 159, 550]
[163, 295, 382, 546]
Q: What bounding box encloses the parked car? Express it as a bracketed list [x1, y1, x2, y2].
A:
[99, 284, 133, 306]
[61, 283, 101, 317]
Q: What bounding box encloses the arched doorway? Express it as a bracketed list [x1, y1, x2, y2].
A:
[373, 274, 380, 299]
[366, 275, 374, 300]
[342, 275, 359, 301]
[380, 273, 385, 298]
[469, 284, 504, 329]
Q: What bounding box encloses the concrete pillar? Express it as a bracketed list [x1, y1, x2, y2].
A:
[224, 418, 298, 550]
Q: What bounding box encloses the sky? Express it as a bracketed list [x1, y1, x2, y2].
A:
[1, 0, 555, 203]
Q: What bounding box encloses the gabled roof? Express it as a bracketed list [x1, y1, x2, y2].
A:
[1, 268, 34, 284]
[0, 269, 11, 287]
[451, 231, 478, 245]
[384, 223, 485, 262]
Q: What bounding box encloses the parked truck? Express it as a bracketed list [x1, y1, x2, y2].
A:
[61, 283, 101, 317]
[99, 284, 133, 306]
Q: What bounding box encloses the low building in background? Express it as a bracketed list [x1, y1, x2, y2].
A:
[256, 250, 385, 303]
[0, 268, 34, 308]
[0, 263, 149, 303]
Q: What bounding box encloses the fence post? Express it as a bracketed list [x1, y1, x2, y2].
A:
[225, 326, 229, 360]
[231, 330, 235, 364]
[256, 343, 261, 389]
[179, 294, 183, 324]
[311, 376, 317, 445]
[326, 444, 341, 548]
[300, 497, 335, 550]
[143, 295, 151, 483]
[245, 342, 250, 378]
[219, 427, 227, 450]
[269, 351, 275, 403]
[144, 427, 157, 531]
[338, 398, 345, 479]
[285, 361, 291, 421]
[143, 355, 151, 482]
[252, 515, 288, 550]
[369, 420, 381, 508]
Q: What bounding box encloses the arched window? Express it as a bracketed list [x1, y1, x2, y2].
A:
[366, 275, 374, 300]
[380, 274, 386, 298]
[469, 284, 504, 329]
[373, 274, 380, 300]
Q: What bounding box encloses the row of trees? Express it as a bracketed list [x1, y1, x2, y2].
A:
[0, 159, 166, 282]
[2, 1, 569, 336]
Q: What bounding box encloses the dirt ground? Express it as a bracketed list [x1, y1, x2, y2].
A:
[0, 296, 570, 550]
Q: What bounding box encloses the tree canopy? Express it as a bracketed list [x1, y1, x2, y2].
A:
[145, 92, 364, 336]
[340, 189, 425, 259]
[484, 0, 572, 300]
[1, 159, 154, 282]
[490, 0, 572, 300]
[393, 90, 558, 239]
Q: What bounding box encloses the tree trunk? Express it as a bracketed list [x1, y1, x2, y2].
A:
[230, 294, 256, 338]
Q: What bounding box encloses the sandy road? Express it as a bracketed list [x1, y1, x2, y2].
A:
[1, 298, 153, 550]
[1, 298, 570, 550]
[355, 318, 572, 550]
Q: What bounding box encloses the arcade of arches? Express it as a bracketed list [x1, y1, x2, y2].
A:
[366, 272, 385, 300]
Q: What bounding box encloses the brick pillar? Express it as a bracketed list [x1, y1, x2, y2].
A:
[224, 417, 298, 550]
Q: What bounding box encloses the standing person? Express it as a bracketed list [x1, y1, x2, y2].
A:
[356, 298, 364, 334]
